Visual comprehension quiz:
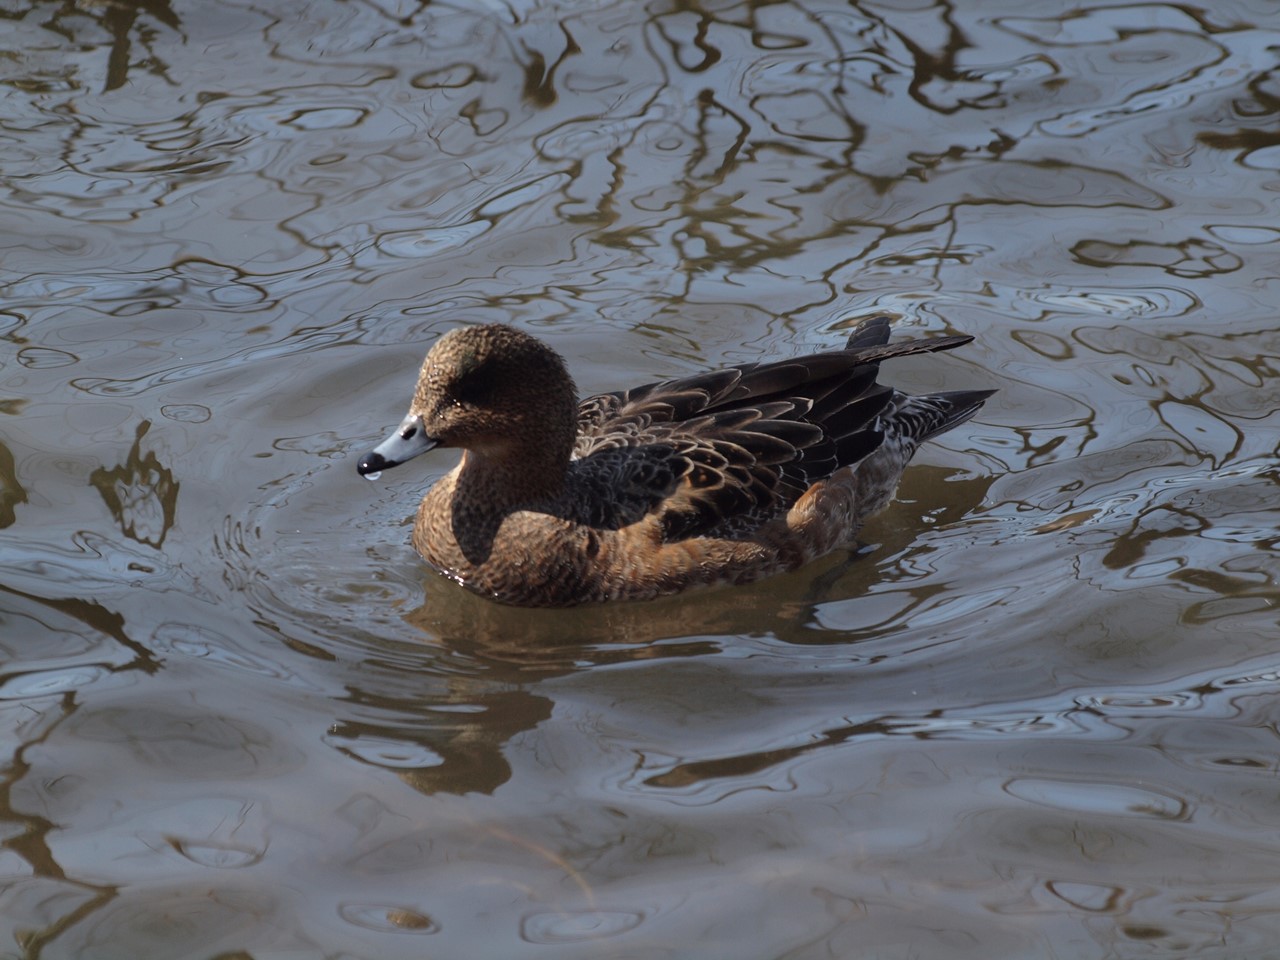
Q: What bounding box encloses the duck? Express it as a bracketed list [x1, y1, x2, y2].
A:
[358, 317, 993, 607]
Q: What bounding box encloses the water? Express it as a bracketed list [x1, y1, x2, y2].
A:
[3, 1, 1280, 957]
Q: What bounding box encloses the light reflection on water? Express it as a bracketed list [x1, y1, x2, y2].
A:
[3, 0, 1280, 956]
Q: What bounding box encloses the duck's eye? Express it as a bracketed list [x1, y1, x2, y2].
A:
[451, 368, 494, 408]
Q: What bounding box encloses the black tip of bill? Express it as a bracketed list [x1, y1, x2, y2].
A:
[357, 451, 392, 479]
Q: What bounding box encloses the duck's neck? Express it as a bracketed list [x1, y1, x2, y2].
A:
[451, 392, 579, 517]
[455, 443, 569, 512]
[441, 445, 569, 567]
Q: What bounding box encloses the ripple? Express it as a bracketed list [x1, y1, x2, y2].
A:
[1239, 144, 1280, 170]
[0, 665, 110, 699]
[1004, 777, 1191, 820]
[284, 106, 368, 131]
[151, 623, 306, 685]
[17, 347, 79, 369]
[159, 404, 212, 423]
[476, 172, 572, 219]
[1030, 287, 1197, 319]
[1205, 224, 1280, 245]
[1045, 880, 1125, 913]
[1156, 399, 1241, 465]
[166, 837, 262, 869]
[71, 327, 353, 397]
[521, 908, 644, 944]
[373, 222, 489, 259]
[999, 7, 1218, 45]
[325, 732, 445, 769]
[1072, 238, 1242, 277]
[74, 705, 305, 779]
[339, 902, 438, 933]
[884, 712, 1078, 740]
[906, 585, 1017, 627]
[1077, 692, 1197, 712]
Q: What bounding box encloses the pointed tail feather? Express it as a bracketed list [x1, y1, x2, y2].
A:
[889, 388, 996, 445]
[841, 316, 976, 362]
[843, 315, 892, 350]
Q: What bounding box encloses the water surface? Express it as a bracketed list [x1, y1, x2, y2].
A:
[3, 1, 1280, 957]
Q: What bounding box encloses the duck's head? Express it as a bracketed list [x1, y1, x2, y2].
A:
[358, 323, 578, 478]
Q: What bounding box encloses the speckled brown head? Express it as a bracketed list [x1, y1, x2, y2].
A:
[358, 323, 579, 481]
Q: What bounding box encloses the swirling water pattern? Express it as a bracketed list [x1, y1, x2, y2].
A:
[3, 1, 1280, 956]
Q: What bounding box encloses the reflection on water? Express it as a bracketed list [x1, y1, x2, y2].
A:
[0, 441, 26, 528]
[3, 0, 1280, 955]
[1, 0, 180, 94]
[89, 421, 178, 548]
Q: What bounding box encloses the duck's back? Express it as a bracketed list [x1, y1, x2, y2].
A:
[564, 316, 990, 546]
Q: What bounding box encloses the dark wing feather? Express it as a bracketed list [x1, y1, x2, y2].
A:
[568, 319, 975, 541]
[574, 367, 747, 455]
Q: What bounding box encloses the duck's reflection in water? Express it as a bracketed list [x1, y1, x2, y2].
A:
[335, 465, 994, 797]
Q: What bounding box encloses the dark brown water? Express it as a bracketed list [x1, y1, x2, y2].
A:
[3, 1, 1280, 957]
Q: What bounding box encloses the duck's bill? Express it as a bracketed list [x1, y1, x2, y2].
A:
[358, 414, 438, 478]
